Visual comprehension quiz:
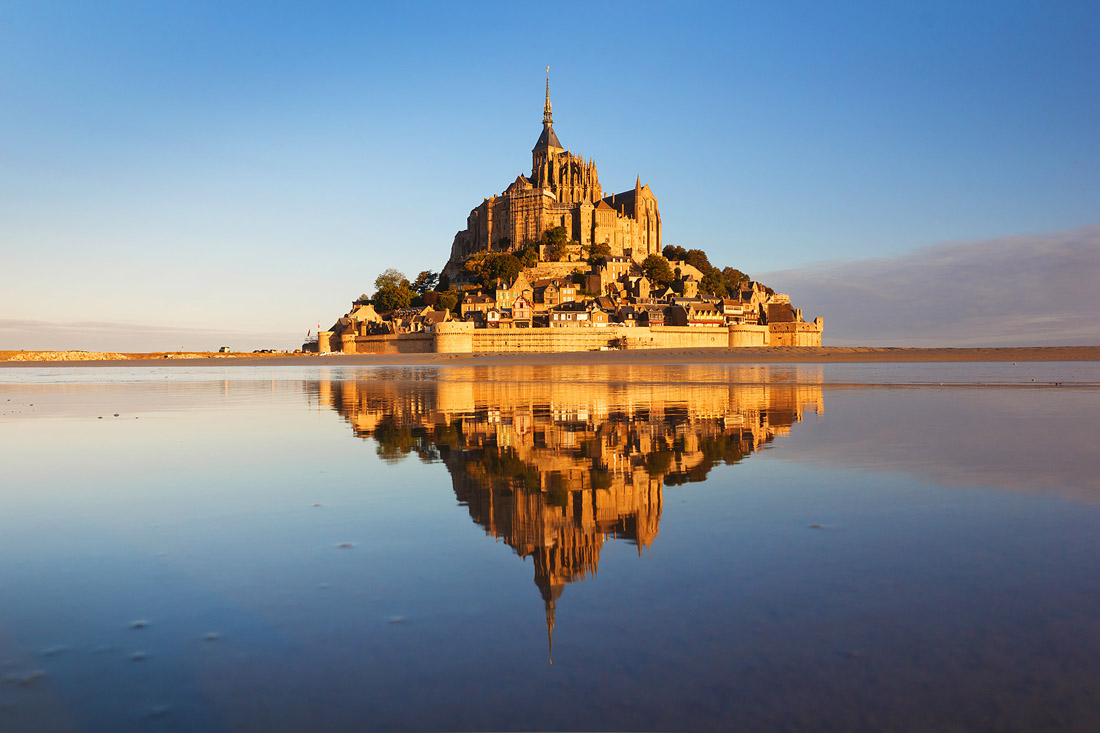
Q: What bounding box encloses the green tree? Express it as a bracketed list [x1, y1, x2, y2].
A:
[684, 248, 712, 272]
[373, 268, 412, 312]
[721, 267, 749, 293]
[437, 274, 451, 292]
[699, 266, 728, 297]
[435, 290, 459, 314]
[587, 242, 612, 265]
[662, 245, 687, 261]
[517, 245, 539, 268]
[542, 226, 569, 261]
[461, 254, 488, 285]
[641, 254, 675, 286]
[483, 253, 522, 284]
[411, 270, 439, 295]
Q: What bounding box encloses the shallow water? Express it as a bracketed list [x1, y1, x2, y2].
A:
[1, 363, 1098, 732]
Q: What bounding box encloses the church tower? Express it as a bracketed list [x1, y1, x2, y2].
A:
[532, 69, 565, 188]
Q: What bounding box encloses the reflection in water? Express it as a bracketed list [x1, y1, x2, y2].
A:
[313, 365, 823, 660]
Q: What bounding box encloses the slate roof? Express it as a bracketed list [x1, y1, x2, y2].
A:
[533, 123, 563, 151]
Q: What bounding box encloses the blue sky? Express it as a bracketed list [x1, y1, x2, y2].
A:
[2, 1, 1098, 349]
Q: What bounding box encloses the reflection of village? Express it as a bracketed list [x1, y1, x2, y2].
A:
[312, 367, 823, 659]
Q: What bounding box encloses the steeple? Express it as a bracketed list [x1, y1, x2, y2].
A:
[543, 66, 553, 126]
[532, 66, 563, 154]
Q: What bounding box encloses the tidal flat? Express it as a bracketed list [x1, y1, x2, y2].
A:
[1, 362, 1098, 732]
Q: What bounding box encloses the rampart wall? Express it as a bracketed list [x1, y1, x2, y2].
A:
[768, 318, 824, 347]
[339, 332, 435, 354]
[321, 320, 819, 355]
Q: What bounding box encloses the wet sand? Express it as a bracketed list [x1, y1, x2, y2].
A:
[2, 345, 1099, 368]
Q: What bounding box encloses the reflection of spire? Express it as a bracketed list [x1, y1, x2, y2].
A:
[534, 548, 565, 665]
[546, 597, 555, 665]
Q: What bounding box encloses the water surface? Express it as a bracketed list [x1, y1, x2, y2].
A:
[1, 363, 1098, 731]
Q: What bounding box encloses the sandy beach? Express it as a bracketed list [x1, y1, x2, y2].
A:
[2, 345, 1098, 368]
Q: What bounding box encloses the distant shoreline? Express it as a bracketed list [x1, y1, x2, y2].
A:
[2, 345, 1099, 368]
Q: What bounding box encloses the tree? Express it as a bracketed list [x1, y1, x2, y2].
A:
[373, 268, 412, 312]
[700, 266, 728, 297]
[721, 266, 749, 293]
[375, 268, 408, 291]
[641, 254, 675, 286]
[461, 254, 488, 284]
[517, 245, 539, 268]
[483, 253, 522, 284]
[684, 248, 712, 272]
[662, 245, 687, 261]
[411, 270, 439, 295]
[587, 242, 611, 265]
[436, 290, 459, 314]
[542, 226, 569, 261]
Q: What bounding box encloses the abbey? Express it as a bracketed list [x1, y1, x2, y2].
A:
[445, 78, 661, 272]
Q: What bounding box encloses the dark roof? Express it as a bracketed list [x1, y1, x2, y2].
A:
[532, 123, 563, 151]
[603, 189, 637, 217]
[767, 302, 797, 323]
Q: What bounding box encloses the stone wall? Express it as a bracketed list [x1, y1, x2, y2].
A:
[621, 326, 730, 350]
[341, 333, 435, 354]
[322, 321, 822, 354]
[729, 325, 770, 347]
[439, 325, 736, 354]
[768, 318, 823, 347]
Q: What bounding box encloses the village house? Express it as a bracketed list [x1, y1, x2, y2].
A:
[667, 301, 725, 327]
[495, 273, 534, 311]
[532, 277, 578, 310]
[460, 291, 496, 318]
[509, 294, 533, 326]
[549, 301, 590, 327]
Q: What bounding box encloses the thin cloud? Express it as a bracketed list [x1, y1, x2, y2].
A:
[762, 226, 1100, 346]
[0, 319, 301, 353]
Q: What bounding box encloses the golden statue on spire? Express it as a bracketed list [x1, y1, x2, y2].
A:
[543, 65, 552, 126]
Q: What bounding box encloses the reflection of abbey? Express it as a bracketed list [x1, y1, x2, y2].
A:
[316, 75, 822, 355]
[312, 366, 823, 659]
[446, 77, 662, 267]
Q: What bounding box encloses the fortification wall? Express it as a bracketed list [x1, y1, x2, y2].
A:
[329, 321, 821, 354]
[470, 326, 620, 353]
[435, 322, 474, 353]
[445, 325, 732, 353]
[621, 326, 730, 350]
[768, 319, 823, 347]
[342, 333, 435, 354]
[728, 325, 770, 347]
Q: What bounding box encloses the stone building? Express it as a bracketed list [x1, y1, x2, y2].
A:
[445, 76, 662, 275]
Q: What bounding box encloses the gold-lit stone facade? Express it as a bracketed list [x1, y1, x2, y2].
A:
[446, 78, 661, 273]
[312, 365, 823, 659]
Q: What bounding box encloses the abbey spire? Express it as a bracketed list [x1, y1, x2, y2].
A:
[533, 66, 564, 155]
[543, 66, 553, 126]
